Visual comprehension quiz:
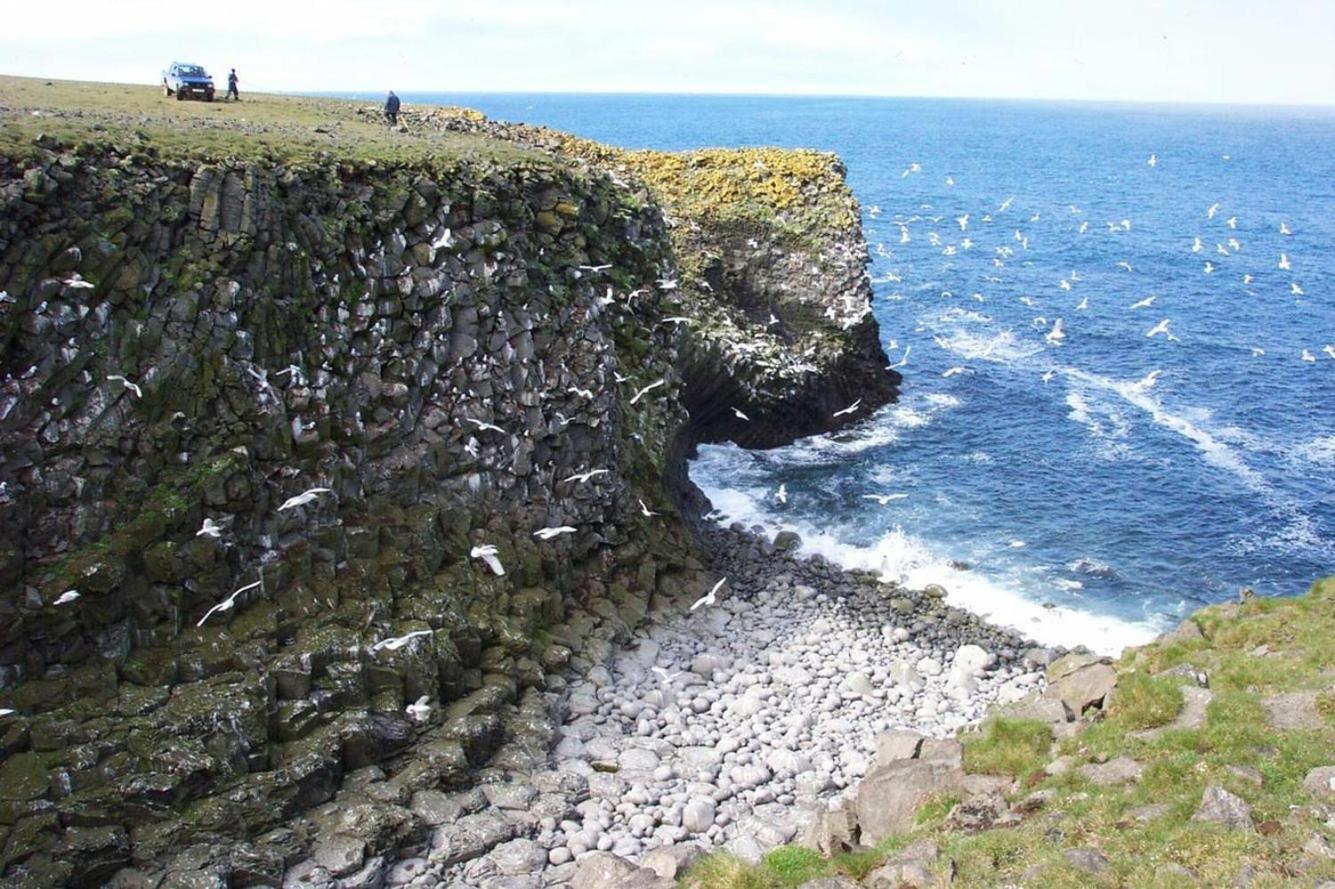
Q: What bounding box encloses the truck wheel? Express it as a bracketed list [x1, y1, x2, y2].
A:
[176, 89, 185, 101]
[205, 90, 214, 102]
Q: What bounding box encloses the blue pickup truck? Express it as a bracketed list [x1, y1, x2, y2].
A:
[162, 63, 215, 102]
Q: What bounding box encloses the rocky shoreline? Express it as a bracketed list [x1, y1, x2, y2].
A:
[269, 523, 1045, 889]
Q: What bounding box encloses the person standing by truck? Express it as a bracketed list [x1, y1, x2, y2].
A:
[385, 90, 401, 125]
[226, 68, 240, 101]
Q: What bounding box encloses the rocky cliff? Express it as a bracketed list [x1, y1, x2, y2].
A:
[0, 79, 897, 886]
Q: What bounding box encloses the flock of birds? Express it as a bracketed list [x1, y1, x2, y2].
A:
[754, 149, 1331, 514]
[865, 152, 1331, 381]
[6, 252, 762, 726]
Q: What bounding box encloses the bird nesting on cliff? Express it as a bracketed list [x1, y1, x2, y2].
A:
[54, 590, 80, 606]
[406, 696, 432, 723]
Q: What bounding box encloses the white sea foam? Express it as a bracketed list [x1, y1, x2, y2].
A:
[1296, 435, 1335, 466]
[1064, 367, 1267, 490]
[938, 307, 993, 324]
[936, 328, 1043, 364]
[697, 484, 1163, 655]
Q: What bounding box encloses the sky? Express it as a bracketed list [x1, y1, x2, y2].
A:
[2, 1, 1333, 106]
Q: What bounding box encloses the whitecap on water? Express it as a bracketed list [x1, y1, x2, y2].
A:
[1295, 435, 1335, 466]
[935, 329, 1043, 364]
[693, 481, 1162, 654]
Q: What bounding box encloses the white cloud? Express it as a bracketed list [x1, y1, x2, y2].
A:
[2, 0, 1333, 104]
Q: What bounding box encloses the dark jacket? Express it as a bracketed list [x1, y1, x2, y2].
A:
[385, 94, 401, 114]
[228, 72, 238, 87]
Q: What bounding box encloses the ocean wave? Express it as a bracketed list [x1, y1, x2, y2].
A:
[1066, 556, 1122, 580]
[936, 328, 1043, 364]
[695, 485, 1163, 655]
[1063, 367, 1268, 490]
[938, 307, 993, 324]
[1295, 435, 1335, 466]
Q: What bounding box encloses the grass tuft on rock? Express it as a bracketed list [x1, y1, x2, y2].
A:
[962, 717, 1052, 777]
[1106, 671, 1184, 730]
[761, 846, 830, 887]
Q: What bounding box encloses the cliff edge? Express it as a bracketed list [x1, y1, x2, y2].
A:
[0, 77, 897, 885]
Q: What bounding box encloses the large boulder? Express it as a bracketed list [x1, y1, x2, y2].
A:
[571, 852, 672, 889]
[1044, 654, 1116, 716]
[855, 736, 965, 843]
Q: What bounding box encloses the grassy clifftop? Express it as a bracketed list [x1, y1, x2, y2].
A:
[0, 76, 533, 166]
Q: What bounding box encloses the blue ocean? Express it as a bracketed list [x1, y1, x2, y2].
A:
[394, 93, 1335, 653]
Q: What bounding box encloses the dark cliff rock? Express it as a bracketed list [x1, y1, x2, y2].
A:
[0, 101, 898, 885]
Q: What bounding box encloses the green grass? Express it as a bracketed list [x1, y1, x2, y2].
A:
[0, 74, 540, 167]
[1106, 671, 1185, 730]
[760, 847, 828, 887]
[961, 717, 1052, 778]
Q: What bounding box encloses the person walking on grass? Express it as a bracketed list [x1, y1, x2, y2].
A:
[385, 90, 401, 125]
[226, 69, 240, 101]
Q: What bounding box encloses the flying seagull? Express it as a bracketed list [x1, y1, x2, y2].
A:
[833, 399, 862, 418]
[1147, 153, 1157, 167]
[731, 407, 750, 422]
[577, 264, 612, 273]
[197, 579, 263, 627]
[371, 630, 432, 652]
[278, 487, 331, 512]
[638, 498, 660, 517]
[470, 544, 505, 576]
[564, 468, 609, 484]
[629, 379, 666, 405]
[651, 666, 683, 684]
[1146, 319, 1175, 340]
[1045, 318, 1065, 345]
[690, 577, 727, 612]
[1130, 295, 1156, 310]
[863, 493, 908, 505]
[467, 418, 506, 434]
[533, 526, 577, 540]
[776, 484, 787, 504]
[107, 375, 142, 398]
[196, 517, 223, 538]
[54, 590, 81, 606]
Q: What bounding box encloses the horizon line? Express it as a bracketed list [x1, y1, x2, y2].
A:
[6, 73, 1334, 112]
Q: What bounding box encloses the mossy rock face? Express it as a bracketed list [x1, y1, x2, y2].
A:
[0, 79, 904, 883]
[0, 753, 55, 802]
